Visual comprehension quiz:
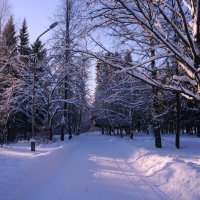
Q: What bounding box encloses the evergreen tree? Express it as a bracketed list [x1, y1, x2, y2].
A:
[2, 15, 16, 50]
[0, 16, 29, 142]
[30, 39, 47, 80]
[19, 18, 30, 55]
[31, 39, 46, 61]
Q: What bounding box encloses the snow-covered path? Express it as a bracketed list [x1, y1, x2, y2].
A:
[0, 133, 169, 200]
[1, 132, 200, 200]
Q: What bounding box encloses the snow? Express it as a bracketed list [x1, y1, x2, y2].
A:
[127, 136, 200, 200]
[0, 132, 199, 200]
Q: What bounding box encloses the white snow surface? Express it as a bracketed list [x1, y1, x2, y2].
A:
[0, 132, 199, 200]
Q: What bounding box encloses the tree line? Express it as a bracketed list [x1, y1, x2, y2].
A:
[93, 51, 200, 147]
[88, 0, 200, 148]
[0, 0, 90, 145]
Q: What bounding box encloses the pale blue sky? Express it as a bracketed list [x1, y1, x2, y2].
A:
[10, 0, 60, 43]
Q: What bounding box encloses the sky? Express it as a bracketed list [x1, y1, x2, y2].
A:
[10, 0, 60, 43]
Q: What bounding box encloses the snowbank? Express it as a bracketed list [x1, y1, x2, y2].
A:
[126, 136, 200, 200]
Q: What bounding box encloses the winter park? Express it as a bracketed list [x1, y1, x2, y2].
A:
[0, 0, 200, 199]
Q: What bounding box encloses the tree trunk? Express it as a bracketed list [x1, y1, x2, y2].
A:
[109, 127, 111, 135]
[120, 128, 123, 138]
[130, 131, 133, 139]
[102, 127, 104, 134]
[154, 124, 162, 148]
[49, 125, 53, 141]
[61, 0, 71, 141]
[151, 37, 162, 148]
[61, 125, 64, 141]
[120, 129, 123, 138]
[68, 121, 72, 140]
[197, 122, 200, 137]
[77, 110, 82, 135]
[175, 92, 181, 149]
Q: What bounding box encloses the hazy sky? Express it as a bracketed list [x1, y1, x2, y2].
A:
[10, 0, 60, 43]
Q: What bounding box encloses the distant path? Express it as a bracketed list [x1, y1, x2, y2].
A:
[3, 133, 169, 200]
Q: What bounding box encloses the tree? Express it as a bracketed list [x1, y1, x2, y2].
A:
[31, 39, 46, 60]
[50, 0, 90, 141]
[31, 39, 47, 83]
[19, 18, 30, 56]
[88, 0, 200, 100]
[0, 17, 50, 143]
[93, 52, 152, 138]
[85, 0, 200, 147]
[2, 15, 16, 50]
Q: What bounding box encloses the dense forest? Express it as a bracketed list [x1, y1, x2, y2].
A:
[0, 0, 200, 149]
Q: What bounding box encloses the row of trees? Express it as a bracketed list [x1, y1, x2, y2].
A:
[89, 0, 200, 148]
[93, 52, 200, 140]
[93, 52, 151, 139]
[0, 14, 47, 143]
[0, 0, 91, 145]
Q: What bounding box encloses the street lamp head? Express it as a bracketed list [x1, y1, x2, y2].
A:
[49, 22, 58, 29]
[35, 22, 59, 44]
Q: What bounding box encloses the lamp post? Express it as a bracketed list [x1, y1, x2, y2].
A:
[31, 22, 58, 151]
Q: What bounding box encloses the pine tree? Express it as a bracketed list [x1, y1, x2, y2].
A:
[0, 16, 27, 142]
[31, 39, 47, 78]
[19, 18, 30, 55]
[31, 39, 46, 60]
[30, 39, 47, 135]
[2, 15, 16, 50]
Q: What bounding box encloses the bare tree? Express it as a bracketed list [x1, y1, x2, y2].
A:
[50, 0, 90, 140]
[88, 0, 200, 100]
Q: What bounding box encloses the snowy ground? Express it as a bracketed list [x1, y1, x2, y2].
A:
[0, 132, 199, 200]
